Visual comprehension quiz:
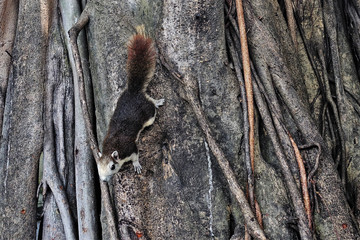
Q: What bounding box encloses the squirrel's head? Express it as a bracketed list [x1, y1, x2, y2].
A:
[97, 151, 123, 182]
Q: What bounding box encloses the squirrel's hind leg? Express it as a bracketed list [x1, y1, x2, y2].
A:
[141, 97, 163, 128]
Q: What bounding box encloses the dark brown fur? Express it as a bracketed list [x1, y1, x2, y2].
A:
[102, 91, 155, 159]
[101, 34, 156, 161]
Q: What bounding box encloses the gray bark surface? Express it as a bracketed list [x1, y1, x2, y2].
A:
[42, 4, 77, 239]
[0, 0, 44, 239]
[0, 0, 360, 239]
[86, 0, 245, 239]
[58, 0, 100, 238]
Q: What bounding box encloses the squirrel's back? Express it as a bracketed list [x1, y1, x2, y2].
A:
[126, 33, 156, 93]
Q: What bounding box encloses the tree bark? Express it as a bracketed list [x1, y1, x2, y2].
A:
[1, 0, 360, 239]
[58, 0, 101, 238]
[0, 0, 19, 133]
[42, 2, 77, 238]
[0, 0, 44, 239]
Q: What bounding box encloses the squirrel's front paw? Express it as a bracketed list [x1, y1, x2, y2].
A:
[133, 161, 142, 174]
[154, 98, 165, 108]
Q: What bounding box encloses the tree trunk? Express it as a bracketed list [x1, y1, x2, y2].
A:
[0, 0, 359, 239]
[0, 0, 44, 239]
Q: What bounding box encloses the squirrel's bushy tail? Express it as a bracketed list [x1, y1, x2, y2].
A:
[126, 30, 156, 93]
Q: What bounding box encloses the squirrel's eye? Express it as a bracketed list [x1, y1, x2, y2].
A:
[110, 164, 115, 170]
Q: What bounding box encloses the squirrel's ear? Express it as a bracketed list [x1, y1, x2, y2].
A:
[111, 151, 119, 160]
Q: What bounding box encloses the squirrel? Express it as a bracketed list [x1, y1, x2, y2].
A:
[97, 29, 164, 182]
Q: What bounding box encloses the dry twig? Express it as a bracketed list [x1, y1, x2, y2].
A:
[235, 0, 255, 175]
[225, 28, 263, 228]
[288, 135, 312, 229]
[234, 0, 264, 231]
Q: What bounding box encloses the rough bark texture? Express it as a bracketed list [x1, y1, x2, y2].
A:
[1, 0, 360, 239]
[0, 0, 19, 133]
[42, 2, 77, 239]
[0, 0, 44, 239]
[243, 0, 359, 238]
[58, 0, 100, 238]
[85, 0, 245, 239]
[156, 0, 245, 238]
